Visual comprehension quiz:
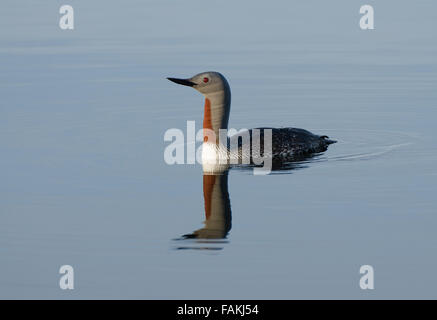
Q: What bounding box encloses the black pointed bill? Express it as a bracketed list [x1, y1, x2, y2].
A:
[167, 77, 196, 87]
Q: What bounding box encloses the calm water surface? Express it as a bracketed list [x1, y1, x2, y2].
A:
[1, 0, 437, 298]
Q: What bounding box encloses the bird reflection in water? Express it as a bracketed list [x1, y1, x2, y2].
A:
[173, 156, 317, 251]
[174, 171, 232, 251]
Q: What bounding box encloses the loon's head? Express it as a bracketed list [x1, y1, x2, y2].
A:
[167, 71, 230, 97]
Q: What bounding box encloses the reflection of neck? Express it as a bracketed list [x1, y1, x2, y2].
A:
[199, 172, 232, 238]
[203, 174, 216, 220]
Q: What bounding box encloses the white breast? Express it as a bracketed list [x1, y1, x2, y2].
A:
[201, 142, 229, 173]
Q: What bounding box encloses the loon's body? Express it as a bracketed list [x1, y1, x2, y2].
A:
[232, 127, 335, 163]
[168, 71, 336, 171]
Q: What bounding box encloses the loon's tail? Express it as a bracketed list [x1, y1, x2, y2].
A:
[320, 135, 337, 145]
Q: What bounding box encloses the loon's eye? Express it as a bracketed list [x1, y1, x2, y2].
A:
[203, 77, 209, 83]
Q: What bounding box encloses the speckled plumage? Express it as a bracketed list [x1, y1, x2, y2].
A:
[231, 127, 336, 166]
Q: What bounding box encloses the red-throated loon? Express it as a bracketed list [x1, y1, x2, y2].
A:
[167, 71, 336, 171]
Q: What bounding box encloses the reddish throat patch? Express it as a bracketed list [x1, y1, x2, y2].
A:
[203, 98, 213, 142]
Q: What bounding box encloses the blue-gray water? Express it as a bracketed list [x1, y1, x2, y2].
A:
[1, 0, 436, 299]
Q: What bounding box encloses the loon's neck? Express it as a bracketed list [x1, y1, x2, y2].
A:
[203, 88, 231, 144]
[201, 81, 231, 173]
